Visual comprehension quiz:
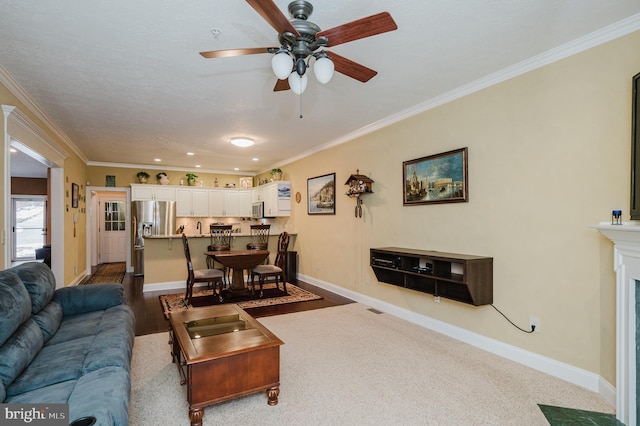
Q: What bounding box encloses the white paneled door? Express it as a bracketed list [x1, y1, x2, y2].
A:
[98, 193, 127, 263]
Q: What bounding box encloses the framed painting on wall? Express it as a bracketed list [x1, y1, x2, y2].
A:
[307, 173, 336, 215]
[403, 147, 468, 205]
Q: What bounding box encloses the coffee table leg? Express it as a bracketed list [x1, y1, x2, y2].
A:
[189, 407, 203, 426]
[266, 385, 280, 406]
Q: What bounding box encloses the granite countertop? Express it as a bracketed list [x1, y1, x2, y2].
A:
[146, 232, 295, 239]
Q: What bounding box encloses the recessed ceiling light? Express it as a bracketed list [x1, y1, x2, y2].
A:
[252, 158, 259, 161]
[9, 148, 17, 153]
[230, 138, 254, 147]
[154, 158, 162, 162]
[187, 152, 194, 156]
[195, 165, 201, 168]
[234, 168, 240, 171]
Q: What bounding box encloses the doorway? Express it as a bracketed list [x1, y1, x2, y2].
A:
[97, 193, 126, 263]
[12, 195, 46, 261]
[87, 188, 131, 273]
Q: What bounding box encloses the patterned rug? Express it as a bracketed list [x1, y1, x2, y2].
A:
[83, 262, 126, 284]
[159, 282, 322, 318]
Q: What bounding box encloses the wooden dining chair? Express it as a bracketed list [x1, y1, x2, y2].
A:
[206, 224, 233, 286]
[182, 234, 224, 304]
[250, 231, 289, 297]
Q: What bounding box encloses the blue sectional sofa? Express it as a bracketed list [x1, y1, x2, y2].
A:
[0, 262, 135, 425]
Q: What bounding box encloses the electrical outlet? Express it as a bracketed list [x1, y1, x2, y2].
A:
[529, 316, 540, 332]
[434, 296, 440, 303]
[73, 265, 77, 275]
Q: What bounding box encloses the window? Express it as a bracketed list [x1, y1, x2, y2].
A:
[13, 196, 46, 260]
[104, 201, 126, 231]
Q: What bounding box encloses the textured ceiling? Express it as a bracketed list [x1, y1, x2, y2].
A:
[1, 1, 639, 175]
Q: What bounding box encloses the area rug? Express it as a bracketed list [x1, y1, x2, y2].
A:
[83, 262, 126, 284]
[159, 282, 322, 318]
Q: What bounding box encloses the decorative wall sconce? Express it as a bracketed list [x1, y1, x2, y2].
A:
[345, 170, 374, 218]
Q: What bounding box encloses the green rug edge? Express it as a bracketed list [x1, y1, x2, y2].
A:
[538, 404, 624, 426]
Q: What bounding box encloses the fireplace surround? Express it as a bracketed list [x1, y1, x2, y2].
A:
[595, 222, 639, 426]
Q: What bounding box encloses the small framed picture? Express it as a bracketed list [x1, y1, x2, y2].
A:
[105, 175, 116, 187]
[239, 177, 253, 188]
[307, 173, 336, 215]
[71, 183, 79, 208]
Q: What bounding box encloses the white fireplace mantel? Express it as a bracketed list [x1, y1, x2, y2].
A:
[595, 222, 638, 426]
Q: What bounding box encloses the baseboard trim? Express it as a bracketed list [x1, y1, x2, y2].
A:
[299, 273, 616, 406]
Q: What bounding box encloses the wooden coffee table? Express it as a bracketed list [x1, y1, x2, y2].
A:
[168, 304, 284, 426]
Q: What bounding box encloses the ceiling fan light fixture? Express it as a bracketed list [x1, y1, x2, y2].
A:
[230, 137, 255, 147]
[313, 54, 334, 84]
[288, 72, 308, 95]
[272, 50, 293, 80]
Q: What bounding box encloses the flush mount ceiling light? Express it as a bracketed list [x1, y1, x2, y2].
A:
[199, 1, 397, 96]
[230, 138, 255, 147]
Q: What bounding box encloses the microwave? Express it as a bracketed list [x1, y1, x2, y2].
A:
[252, 202, 264, 219]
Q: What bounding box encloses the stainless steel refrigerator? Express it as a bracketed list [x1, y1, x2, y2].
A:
[132, 200, 176, 276]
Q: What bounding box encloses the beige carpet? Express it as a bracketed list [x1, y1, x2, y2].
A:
[158, 282, 322, 318]
[83, 262, 126, 284]
[129, 303, 614, 425]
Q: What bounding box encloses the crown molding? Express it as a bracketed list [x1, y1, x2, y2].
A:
[0, 64, 88, 163]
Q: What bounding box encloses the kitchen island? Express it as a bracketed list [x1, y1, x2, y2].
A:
[141, 233, 296, 291]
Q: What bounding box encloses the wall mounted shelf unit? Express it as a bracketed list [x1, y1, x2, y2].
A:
[370, 247, 493, 306]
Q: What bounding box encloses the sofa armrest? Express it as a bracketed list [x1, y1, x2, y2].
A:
[53, 283, 125, 317]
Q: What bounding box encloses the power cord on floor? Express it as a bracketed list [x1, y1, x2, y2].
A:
[490, 304, 536, 334]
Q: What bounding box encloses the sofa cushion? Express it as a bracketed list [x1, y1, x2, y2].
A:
[0, 319, 43, 390]
[32, 302, 63, 343]
[11, 262, 56, 314]
[4, 379, 76, 404]
[6, 335, 93, 397]
[8, 305, 135, 397]
[0, 272, 31, 346]
[53, 283, 125, 317]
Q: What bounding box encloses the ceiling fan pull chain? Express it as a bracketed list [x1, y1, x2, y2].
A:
[299, 92, 303, 119]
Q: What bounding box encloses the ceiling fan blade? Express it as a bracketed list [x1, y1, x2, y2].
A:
[246, 0, 300, 37]
[199, 47, 276, 59]
[327, 51, 377, 82]
[317, 12, 397, 47]
[274, 79, 290, 92]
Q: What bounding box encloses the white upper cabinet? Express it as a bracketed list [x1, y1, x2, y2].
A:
[261, 181, 291, 217]
[176, 188, 209, 217]
[131, 184, 176, 201]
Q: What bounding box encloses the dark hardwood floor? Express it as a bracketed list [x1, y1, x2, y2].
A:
[121, 273, 354, 336]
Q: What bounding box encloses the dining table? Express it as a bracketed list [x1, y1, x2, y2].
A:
[204, 249, 269, 297]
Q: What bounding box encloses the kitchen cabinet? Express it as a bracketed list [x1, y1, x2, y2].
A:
[262, 181, 291, 217]
[131, 184, 176, 201]
[238, 189, 252, 217]
[208, 189, 243, 217]
[176, 188, 209, 217]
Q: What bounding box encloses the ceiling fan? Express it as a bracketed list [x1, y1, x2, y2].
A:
[199, 0, 398, 94]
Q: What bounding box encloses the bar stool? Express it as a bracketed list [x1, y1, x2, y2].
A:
[206, 224, 233, 286]
[246, 224, 271, 251]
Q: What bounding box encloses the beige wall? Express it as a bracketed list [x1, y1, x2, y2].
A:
[284, 31, 640, 383]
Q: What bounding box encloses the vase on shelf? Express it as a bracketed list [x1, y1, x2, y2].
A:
[187, 178, 195, 186]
